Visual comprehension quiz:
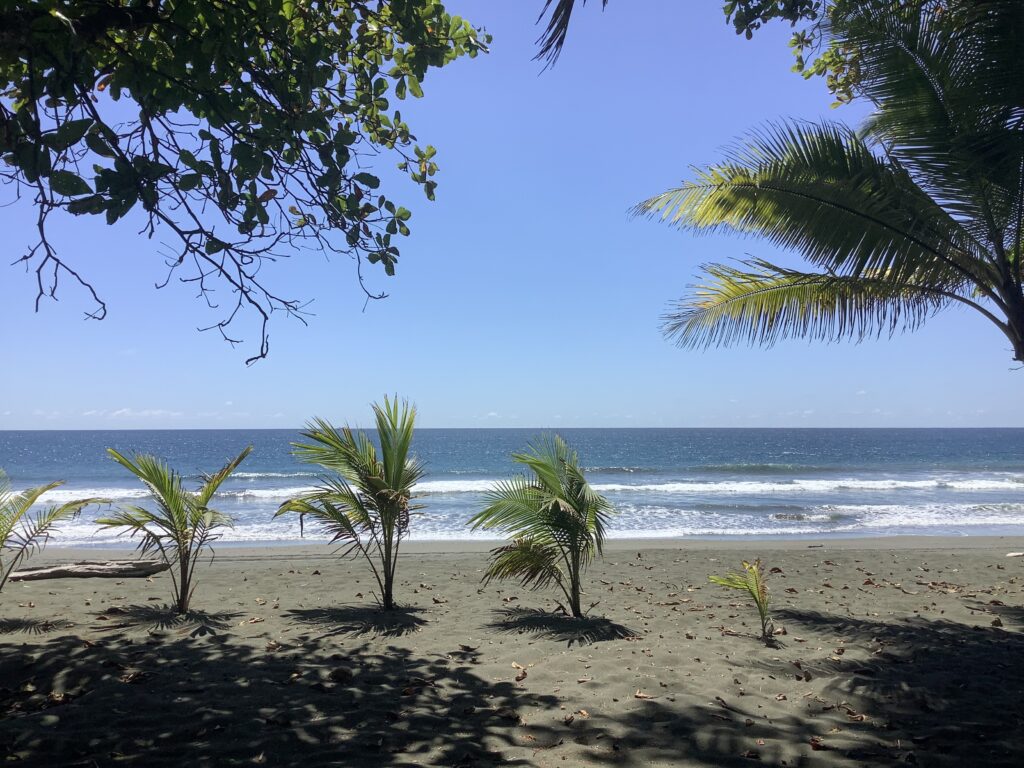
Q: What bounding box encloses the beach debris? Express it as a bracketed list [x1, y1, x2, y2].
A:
[9, 560, 169, 581]
[634, 689, 653, 699]
[808, 736, 832, 751]
[1006, 552, 1024, 558]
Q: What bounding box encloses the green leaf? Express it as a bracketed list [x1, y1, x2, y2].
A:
[177, 174, 202, 192]
[85, 131, 117, 158]
[49, 170, 92, 197]
[354, 172, 380, 189]
[51, 119, 93, 150]
[66, 195, 106, 215]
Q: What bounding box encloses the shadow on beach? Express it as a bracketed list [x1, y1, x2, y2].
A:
[0, 616, 72, 636]
[485, 607, 639, 646]
[287, 605, 428, 638]
[751, 608, 1024, 767]
[91, 604, 242, 637]
[0, 631, 559, 767]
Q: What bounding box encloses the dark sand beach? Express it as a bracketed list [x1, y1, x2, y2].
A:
[2, 537, 1022, 766]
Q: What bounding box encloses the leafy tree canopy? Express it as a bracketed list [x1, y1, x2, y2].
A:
[1, 1, 488, 362]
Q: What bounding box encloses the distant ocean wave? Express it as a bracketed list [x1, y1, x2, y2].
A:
[38, 474, 1024, 505]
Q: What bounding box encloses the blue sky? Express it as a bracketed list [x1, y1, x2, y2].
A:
[1, 1, 1021, 429]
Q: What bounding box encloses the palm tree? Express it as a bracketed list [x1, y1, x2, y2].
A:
[0, 471, 104, 593]
[98, 446, 252, 614]
[469, 434, 614, 619]
[276, 396, 423, 611]
[636, 1, 1024, 362]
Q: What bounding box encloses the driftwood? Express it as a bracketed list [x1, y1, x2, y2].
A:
[9, 560, 169, 582]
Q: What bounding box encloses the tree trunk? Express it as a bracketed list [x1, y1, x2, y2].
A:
[568, 567, 583, 618]
[8, 560, 169, 581]
[176, 551, 191, 615]
[382, 568, 395, 611]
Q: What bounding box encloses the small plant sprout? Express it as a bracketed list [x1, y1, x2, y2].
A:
[709, 559, 775, 645]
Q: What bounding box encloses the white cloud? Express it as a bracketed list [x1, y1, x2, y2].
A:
[110, 408, 183, 419]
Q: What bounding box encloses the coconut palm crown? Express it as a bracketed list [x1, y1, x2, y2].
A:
[276, 396, 423, 611]
[470, 434, 614, 619]
[637, 1, 1024, 363]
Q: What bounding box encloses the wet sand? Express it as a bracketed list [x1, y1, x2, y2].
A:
[1, 536, 1023, 766]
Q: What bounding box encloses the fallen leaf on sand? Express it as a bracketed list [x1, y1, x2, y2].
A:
[634, 690, 652, 699]
[809, 737, 832, 751]
[515, 670, 528, 682]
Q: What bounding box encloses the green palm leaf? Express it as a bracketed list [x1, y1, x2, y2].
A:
[0, 470, 106, 592]
[662, 258, 972, 349]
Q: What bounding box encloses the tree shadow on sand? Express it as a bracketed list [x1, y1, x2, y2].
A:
[751, 607, 1024, 767]
[91, 604, 241, 637]
[0, 632, 559, 767]
[287, 605, 428, 638]
[485, 607, 639, 647]
[0, 617, 72, 635]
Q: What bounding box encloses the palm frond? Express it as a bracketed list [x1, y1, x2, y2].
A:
[834, 0, 1024, 231]
[535, 0, 608, 67]
[196, 446, 253, 507]
[636, 120, 990, 288]
[0, 471, 105, 591]
[483, 538, 564, 593]
[661, 258, 965, 349]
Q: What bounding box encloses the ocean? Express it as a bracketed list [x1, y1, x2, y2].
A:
[2, 428, 1024, 546]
